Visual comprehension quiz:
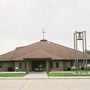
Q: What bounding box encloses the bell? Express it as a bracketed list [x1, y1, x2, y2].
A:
[77, 32, 83, 40]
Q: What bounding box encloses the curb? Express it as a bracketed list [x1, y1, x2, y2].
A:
[0, 77, 90, 80]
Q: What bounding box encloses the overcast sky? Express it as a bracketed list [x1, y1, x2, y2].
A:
[0, 0, 90, 54]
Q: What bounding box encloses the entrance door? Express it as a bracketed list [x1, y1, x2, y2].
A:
[32, 60, 46, 72]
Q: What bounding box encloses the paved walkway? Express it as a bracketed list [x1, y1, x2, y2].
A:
[23, 72, 48, 78]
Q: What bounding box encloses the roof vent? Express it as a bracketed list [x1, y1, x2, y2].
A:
[40, 39, 47, 42]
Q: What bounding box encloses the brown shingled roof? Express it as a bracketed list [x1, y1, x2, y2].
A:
[0, 40, 84, 61]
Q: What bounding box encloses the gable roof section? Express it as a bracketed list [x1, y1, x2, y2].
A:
[0, 40, 84, 61]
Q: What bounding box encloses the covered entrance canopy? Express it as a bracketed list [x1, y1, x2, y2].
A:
[32, 60, 46, 72]
[24, 58, 51, 74]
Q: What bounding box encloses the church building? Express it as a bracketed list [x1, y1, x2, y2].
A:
[0, 39, 90, 73]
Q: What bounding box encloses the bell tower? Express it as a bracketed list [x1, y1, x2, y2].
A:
[74, 31, 88, 74]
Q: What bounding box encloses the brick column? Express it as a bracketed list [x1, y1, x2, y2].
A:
[59, 61, 64, 70]
[22, 61, 25, 71]
[15, 62, 19, 71]
[53, 61, 56, 70]
[26, 60, 29, 74]
[29, 61, 32, 72]
[46, 60, 50, 73]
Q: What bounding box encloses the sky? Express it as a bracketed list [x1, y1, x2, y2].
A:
[0, 0, 90, 54]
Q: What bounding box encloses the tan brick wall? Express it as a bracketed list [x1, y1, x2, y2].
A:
[15, 62, 19, 71]
[22, 61, 25, 71]
[66, 61, 71, 68]
[53, 61, 56, 70]
[59, 61, 64, 70]
[2, 62, 14, 71]
[52, 61, 64, 71]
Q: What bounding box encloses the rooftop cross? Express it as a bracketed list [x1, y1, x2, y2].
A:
[42, 29, 46, 40]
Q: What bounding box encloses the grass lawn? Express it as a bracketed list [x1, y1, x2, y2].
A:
[0, 72, 26, 77]
[48, 71, 90, 77]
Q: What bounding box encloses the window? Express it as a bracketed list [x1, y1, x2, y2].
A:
[50, 62, 53, 68]
[71, 61, 73, 66]
[56, 62, 59, 68]
[0, 62, 2, 69]
[0, 65, 2, 69]
[19, 62, 22, 69]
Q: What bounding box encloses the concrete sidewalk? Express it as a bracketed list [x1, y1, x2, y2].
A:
[23, 72, 48, 78]
[23, 72, 90, 79]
